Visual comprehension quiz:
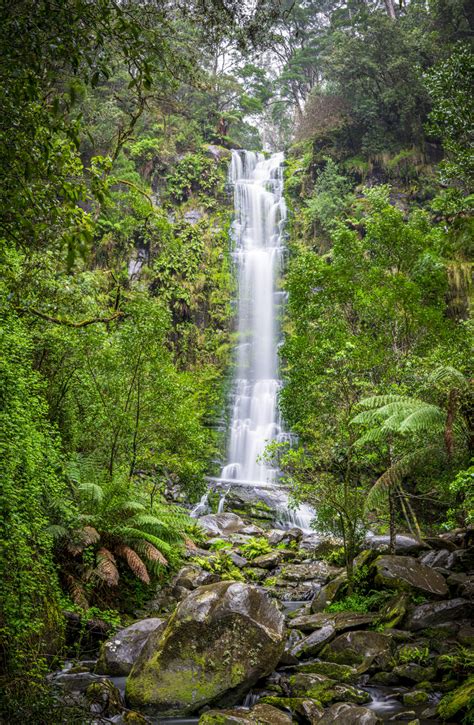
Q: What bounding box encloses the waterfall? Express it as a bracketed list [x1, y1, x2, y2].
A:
[217, 150, 314, 531]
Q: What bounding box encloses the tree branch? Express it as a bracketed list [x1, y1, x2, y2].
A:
[17, 307, 126, 328]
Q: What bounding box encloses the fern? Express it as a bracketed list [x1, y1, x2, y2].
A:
[115, 545, 150, 584]
[365, 445, 441, 510]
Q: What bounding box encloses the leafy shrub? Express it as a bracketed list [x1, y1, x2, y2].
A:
[240, 537, 272, 560]
[193, 552, 244, 582]
[398, 645, 430, 665]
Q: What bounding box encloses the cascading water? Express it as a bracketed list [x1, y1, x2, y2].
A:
[216, 150, 314, 531]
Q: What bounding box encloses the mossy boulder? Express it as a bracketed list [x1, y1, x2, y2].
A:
[377, 591, 410, 629]
[289, 672, 370, 705]
[406, 597, 471, 631]
[402, 690, 430, 706]
[96, 618, 166, 676]
[310, 572, 347, 612]
[373, 555, 448, 597]
[319, 631, 392, 672]
[393, 663, 436, 683]
[291, 625, 336, 658]
[437, 676, 474, 720]
[260, 695, 324, 721]
[199, 703, 292, 724]
[297, 660, 359, 682]
[318, 702, 383, 724]
[125, 581, 285, 715]
[289, 612, 375, 633]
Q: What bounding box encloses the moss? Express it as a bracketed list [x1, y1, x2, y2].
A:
[437, 676, 474, 720]
[297, 661, 358, 682]
[402, 690, 430, 706]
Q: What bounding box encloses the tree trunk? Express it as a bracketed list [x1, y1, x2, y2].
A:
[384, 0, 396, 20]
[444, 389, 457, 461]
[389, 486, 396, 554]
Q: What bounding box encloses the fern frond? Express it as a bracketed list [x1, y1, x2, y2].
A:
[365, 445, 441, 511]
[140, 541, 168, 565]
[115, 545, 150, 584]
[354, 427, 388, 447]
[82, 525, 101, 545]
[129, 513, 184, 543]
[399, 405, 444, 433]
[77, 481, 104, 507]
[114, 526, 173, 557]
[65, 574, 89, 609]
[355, 395, 410, 411]
[429, 366, 468, 390]
[96, 547, 119, 586]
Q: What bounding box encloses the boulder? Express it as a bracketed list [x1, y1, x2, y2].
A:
[318, 702, 383, 724]
[297, 660, 358, 682]
[289, 612, 375, 633]
[319, 631, 393, 671]
[406, 597, 472, 631]
[393, 663, 436, 683]
[373, 555, 448, 597]
[419, 549, 452, 569]
[172, 565, 218, 593]
[125, 581, 285, 715]
[402, 690, 429, 706]
[259, 696, 324, 722]
[199, 704, 292, 724]
[377, 591, 410, 629]
[310, 572, 347, 612]
[96, 618, 166, 676]
[289, 672, 370, 705]
[281, 562, 339, 583]
[198, 513, 246, 536]
[365, 534, 429, 555]
[250, 551, 282, 569]
[291, 625, 336, 658]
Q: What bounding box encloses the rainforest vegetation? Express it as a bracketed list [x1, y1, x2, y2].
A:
[0, 0, 472, 722]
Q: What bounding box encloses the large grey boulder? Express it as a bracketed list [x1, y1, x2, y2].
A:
[319, 631, 393, 672]
[318, 702, 382, 724]
[96, 618, 166, 676]
[290, 624, 336, 658]
[280, 561, 339, 583]
[125, 581, 285, 715]
[365, 534, 429, 555]
[198, 513, 246, 536]
[289, 611, 375, 633]
[310, 572, 347, 612]
[373, 555, 448, 596]
[406, 597, 472, 630]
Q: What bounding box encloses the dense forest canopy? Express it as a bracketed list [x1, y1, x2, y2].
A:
[0, 0, 472, 721]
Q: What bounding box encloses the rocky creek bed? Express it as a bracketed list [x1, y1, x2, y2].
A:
[50, 513, 474, 724]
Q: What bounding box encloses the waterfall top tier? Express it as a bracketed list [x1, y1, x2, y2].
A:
[221, 151, 287, 486]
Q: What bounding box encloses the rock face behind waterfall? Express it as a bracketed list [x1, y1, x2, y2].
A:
[125, 581, 285, 715]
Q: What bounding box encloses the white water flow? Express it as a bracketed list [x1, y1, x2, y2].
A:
[218, 150, 314, 531]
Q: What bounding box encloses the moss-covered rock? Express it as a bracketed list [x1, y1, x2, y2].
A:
[259, 695, 324, 720]
[373, 555, 448, 597]
[96, 618, 166, 676]
[377, 591, 410, 629]
[318, 702, 383, 724]
[297, 660, 359, 682]
[393, 663, 436, 683]
[125, 581, 285, 715]
[199, 703, 292, 724]
[437, 676, 474, 721]
[402, 690, 430, 706]
[319, 631, 393, 672]
[289, 672, 370, 705]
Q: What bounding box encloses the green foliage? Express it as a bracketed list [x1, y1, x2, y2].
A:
[304, 159, 353, 234]
[240, 537, 272, 560]
[326, 590, 391, 614]
[209, 539, 233, 551]
[398, 645, 430, 665]
[192, 552, 245, 582]
[425, 43, 474, 190]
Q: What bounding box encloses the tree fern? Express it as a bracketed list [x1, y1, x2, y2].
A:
[365, 445, 441, 510]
